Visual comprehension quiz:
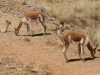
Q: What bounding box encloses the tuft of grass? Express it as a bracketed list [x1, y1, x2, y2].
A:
[24, 37, 31, 42]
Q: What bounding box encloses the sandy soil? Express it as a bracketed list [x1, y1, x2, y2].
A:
[0, 4, 100, 75]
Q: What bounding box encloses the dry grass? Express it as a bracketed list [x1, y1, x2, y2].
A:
[16, 0, 100, 25]
[89, 25, 100, 46]
[0, 57, 56, 75]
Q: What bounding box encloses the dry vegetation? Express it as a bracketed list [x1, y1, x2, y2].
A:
[0, 57, 56, 75]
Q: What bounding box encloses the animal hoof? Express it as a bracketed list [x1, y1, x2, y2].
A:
[66, 61, 69, 63]
[83, 60, 85, 62]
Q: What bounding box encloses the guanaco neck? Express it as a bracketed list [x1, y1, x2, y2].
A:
[87, 42, 94, 51]
[16, 21, 23, 31]
[87, 42, 95, 57]
[5, 24, 9, 31]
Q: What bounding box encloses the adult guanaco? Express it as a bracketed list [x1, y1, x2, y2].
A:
[57, 24, 99, 63]
[14, 10, 47, 36]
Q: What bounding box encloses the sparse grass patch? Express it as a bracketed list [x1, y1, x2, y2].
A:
[38, 63, 55, 75]
[24, 37, 31, 42]
[89, 25, 100, 46]
[23, 62, 35, 71]
[0, 57, 57, 75]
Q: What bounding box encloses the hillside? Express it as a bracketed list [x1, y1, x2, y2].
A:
[0, 0, 100, 75]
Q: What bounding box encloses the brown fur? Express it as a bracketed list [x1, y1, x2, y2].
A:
[23, 11, 45, 21]
[61, 31, 86, 44]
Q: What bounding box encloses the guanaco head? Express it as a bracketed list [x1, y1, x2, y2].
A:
[90, 43, 99, 57]
[5, 20, 11, 25]
[56, 22, 71, 36]
[57, 23, 70, 36]
[56, 24, 64, 36]
[14, 27, 19, 36]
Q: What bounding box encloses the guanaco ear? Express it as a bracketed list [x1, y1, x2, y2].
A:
[5, 20, 11, 25]
[14, 27, 16, 30]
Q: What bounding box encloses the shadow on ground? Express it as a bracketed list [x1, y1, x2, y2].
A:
[68, 57, 98, 63]
[18, 33, 51, 37]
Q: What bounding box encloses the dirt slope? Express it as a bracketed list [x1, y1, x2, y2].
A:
[0, 0, 100, 75]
